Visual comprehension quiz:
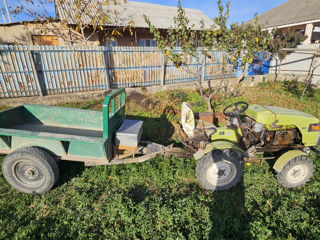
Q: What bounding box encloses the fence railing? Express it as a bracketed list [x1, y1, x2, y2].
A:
[0, 45, 236, 98]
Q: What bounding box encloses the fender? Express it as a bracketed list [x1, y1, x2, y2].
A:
[193, 140, 244, 160]
[273, 150, 308, 172]
[11, 136, 66, 156]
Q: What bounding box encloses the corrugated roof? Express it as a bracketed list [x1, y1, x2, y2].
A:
[252, 0, 320, 29]
[55, 0, 214, 30]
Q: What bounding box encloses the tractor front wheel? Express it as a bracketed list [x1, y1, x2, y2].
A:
[196, 149, 244, 191]
[276, 155, 314, 188]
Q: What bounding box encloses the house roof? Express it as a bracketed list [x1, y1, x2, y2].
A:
[252, 0, 320, 29]
[0, 19, 60, 27]
[55, 0, 214, 30]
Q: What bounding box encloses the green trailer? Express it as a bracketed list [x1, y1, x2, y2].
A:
[0, 88, 179, 194]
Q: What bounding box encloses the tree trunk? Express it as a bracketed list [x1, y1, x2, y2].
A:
[274, 58, 282, 82]
[206, 98, 212, 112]
[237, 62, 249, 83]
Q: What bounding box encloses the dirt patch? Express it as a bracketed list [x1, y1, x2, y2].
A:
[0, 90, 111, 107]
[127, 90, 160, 110]
[0, 77, 242, 108]
[127, 90, 148, 105]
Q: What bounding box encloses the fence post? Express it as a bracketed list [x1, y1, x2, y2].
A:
[103, 48, 111, 90]
[28, 51, 43, 97]
[161, 53, 167, 85]
[200, 54, 206, 82]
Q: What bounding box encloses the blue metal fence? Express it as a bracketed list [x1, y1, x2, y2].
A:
[0, 45, 237, 98]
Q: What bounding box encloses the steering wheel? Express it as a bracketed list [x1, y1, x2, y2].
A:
[223, 101, 249, 117]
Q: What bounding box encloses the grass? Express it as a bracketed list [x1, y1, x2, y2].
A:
[0, 81, 320, 239]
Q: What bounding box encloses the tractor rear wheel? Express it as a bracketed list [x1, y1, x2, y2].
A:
[276, 155, 314, 188]
[1, 147, 59, 194]
[196, 149, 244, 191]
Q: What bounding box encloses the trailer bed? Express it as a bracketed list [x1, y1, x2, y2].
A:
[12, 123, 103, 139]
[0, 88, 127, 162]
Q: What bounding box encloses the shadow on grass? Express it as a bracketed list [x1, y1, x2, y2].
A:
[126, 111, 176, 146]
[54, 111, 176, 188]
[282, 80, 315, 99]
[125, 180, 249, 239]
[209, 182, 249, 239]
[55, 161, 86, 188]
[128, 184, 151, 204]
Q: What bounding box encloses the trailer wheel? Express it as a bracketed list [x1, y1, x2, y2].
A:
[276, 155, 314, 188]
[1, 147, 59, 194]
[196, 149, 243, 191]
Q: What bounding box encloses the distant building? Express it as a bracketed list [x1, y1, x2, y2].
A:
[252, 0, 320, 44]
[0, 1, 213, 46]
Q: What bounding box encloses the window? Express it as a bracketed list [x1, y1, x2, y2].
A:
[32, 35, 59, 46]
[312, 26, 320, 43]
[140, 39, 156, 47]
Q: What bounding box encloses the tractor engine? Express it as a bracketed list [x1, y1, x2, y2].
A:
[232, 117, 301, 151]
[266, 130, 298, 146]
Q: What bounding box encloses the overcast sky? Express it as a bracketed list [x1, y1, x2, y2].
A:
[1, 0, 287, 24]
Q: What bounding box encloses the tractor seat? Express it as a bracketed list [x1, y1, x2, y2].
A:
[181, 102, 216, 138]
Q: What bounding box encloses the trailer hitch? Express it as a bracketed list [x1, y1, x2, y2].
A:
[86, 142, 183, 166]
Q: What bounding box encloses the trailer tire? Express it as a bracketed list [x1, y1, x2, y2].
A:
[276, 155, 314, 188]
[1, 147, 59, 194]
[196, 149, 243, 191]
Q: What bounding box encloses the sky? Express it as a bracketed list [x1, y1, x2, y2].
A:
[1, 0, 288, 24]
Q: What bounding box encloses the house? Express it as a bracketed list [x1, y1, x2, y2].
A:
[0, 20, 78, 46]
[253, 0, 320, 44]
[0, 1, 213, 46]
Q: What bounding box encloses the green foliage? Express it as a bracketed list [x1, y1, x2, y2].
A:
[269, 30, 307, 61]
[144, 0, 308, 85]
[144, 0, 278, 75]
[168, 89, 188, 105]
[144, 0, 214, 68]
[225, 19, 274, 67]
[1, 84, 320, 239]
[59, 99, 102, 109]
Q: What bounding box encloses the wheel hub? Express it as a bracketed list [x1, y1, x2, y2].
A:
[218, 168, 226, 177]
[206, 160, 237, 187]
[286, 164, 308, 184]
[25, 167, 37, 178]
[13, 160, 44, 186]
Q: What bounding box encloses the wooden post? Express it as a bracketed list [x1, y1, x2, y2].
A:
[135, 31, 138, 46]
[103, 49, 111, 90]
[160, 53, 167, 85]
[28, 51, 43, 97]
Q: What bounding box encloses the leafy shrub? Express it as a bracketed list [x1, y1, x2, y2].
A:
[168, 89, 189, 105]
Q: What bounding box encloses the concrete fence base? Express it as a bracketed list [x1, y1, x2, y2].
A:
[1, 74, 318, 108]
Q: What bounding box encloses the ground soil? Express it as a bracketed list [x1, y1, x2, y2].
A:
[0, 90, 111, 107]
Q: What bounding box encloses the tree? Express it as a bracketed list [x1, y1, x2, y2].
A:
[222, 18, 275, 83]
[300, 45, 320, 101]
[12, 0, 133, 45]
[267, 30, 307, 81]
[144, 0, 276, 112]
[145, 0, 218, 112]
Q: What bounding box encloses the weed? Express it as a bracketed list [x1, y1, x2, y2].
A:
[0, 81, 320, 239]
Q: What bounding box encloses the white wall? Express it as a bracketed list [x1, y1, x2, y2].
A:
[269, 44, 320, 84]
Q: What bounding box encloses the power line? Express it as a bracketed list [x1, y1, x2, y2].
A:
[3, 0, 11, 23]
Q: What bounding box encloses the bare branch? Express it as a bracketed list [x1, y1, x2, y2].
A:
[14, 0, 133, 45]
